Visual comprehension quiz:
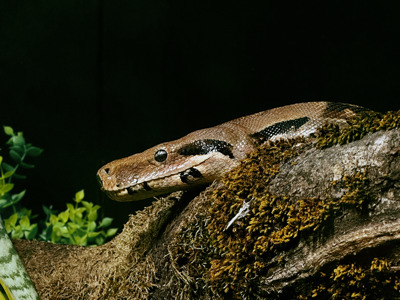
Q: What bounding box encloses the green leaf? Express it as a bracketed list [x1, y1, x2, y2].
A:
[99, 217, 113, 228]
[75, 207, 86, 214]
[12, 226, 24, 239]
[82, 200, 93, 210]
[75, 190, 85, 203]
[59, 225, 70, 236]
[20, 161, 35, 169]
[0, 193, 11, 205]
[12, 173, 27, 180]
[96, 236, 105, 245]
[87, 221, 97, 232]
[10, 145, 24, 155]
[87, 231, 101, 238]
[43, 205, 52, 216]
[9, 149, 22, 162]
[2, 170, 15, 179]
[66, 202, 74, 212]
[67, 222, 80, 231]
[106, 228, 118, 237]
[51, 227, 61, 243]
[49, 214, 59, 224]
[10, 135, 25, 146]
[0, 199, 8, 208]
[87, 210, 98, 222]
[3, 126, 14, 136]
[45, 224, 53, 241]
[6, 213, 18, 228]
[26, 224, 38, 240]
[11, 190, 26, 203]
[4, 221, 11, 233]
[70, 209, 84, 223]
[20, 215, 30, 228]
[1, 162, 15, 172]
[0, 183, 14, 195]
[74, 234, 88, 246]
[58, 211, 69, 224]
[26, 146, 43, 157]
[18, 207, 32, 217]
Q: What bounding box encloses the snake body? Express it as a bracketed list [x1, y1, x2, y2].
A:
[97, 102, 365, 201]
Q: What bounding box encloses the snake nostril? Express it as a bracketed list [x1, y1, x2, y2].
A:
[104, 168, 110, 175]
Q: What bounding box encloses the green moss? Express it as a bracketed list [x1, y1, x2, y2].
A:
[172, 109, 400, 299]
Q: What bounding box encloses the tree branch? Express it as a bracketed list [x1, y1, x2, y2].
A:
[13, 128, 400, 299]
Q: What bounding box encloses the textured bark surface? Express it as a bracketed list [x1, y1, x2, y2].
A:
[12, 128, 400, 299]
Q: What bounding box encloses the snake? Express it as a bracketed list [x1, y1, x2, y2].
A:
[97, 101, 366, 202]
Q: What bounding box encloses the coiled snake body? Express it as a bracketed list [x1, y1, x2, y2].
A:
[97, 102, 364, 201]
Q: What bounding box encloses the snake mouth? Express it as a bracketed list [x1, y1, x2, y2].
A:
[105, 179, 181, 202]
[101, 153, 232, 202]
[104, 162, 211, 202]
[104, 185, 155, 202]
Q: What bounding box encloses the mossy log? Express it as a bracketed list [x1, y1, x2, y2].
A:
[13, 120, 400, 299]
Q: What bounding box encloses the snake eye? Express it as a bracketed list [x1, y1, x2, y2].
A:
[154, 149, 168, 162]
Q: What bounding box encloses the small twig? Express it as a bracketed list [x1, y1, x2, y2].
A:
[224, 198, 253, 231]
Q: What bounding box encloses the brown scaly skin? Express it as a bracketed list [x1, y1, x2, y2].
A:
[97, 101, 366, 201]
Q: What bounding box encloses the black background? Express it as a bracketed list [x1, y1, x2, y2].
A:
[1, 1, 399, 228]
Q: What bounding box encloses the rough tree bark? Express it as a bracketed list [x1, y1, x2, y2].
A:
[12, 127, 400, 299]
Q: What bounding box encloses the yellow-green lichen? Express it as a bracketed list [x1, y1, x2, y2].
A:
[316, 109, 400, 149]
[173, 142, 373, 298]
[204, 158, 372, 297]
[305, 258, 400, 299]
[172, 109, 400, 299]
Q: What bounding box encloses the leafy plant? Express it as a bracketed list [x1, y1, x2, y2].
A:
[40, 190, 118, 246]
[0, 126, 42, 239]
[4, 208, 38, 240]
[1, 125, 43, 180]
[0, 126, 117, 245]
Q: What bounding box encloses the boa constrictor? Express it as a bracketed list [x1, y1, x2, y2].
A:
[97, 102, 365, 201]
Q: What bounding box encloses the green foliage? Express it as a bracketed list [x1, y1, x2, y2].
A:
[0, 126, 43, 240]
[0, 126, 117, 246]
[40, 190, 118, 246]
[1, 125, 43, 180]
[4, 208, 38, 240]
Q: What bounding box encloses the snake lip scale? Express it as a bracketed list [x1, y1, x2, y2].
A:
[97, 101, 366, 202]
[104, 159, 212, 201]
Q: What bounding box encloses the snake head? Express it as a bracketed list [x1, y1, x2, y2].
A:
[97, 127, 251, 201]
